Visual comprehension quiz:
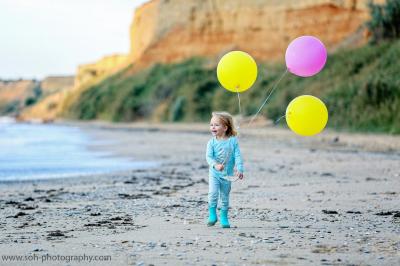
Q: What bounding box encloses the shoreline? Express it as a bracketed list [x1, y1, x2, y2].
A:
[4, 117, 400, 153]
[0, 121, 399, 265]
[60, 118, 400, 149]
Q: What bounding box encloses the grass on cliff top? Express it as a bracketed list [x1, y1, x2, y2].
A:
[67, 40, 400, 134]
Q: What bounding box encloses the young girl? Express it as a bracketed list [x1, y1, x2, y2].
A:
[206, 111, 244, 228]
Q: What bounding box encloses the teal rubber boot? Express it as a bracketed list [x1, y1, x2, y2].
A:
[220, 209, 230, 228]
[207, 207, 217, 226]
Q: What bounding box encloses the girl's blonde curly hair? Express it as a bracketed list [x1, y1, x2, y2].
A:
[212, 111, 237, 137]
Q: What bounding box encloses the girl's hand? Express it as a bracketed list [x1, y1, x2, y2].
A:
[215, 164, 224, 171]
[237, 172, 244, 180]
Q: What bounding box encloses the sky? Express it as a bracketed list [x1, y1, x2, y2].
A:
[0, 0, 149, 80]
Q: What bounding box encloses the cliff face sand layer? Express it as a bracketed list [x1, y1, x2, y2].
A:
[0, 80, 37, 103]
[13, 77, 74, 121]
[40, 76, 74, 96]
[129, 0, 385, 69]
[75, 54, 128, 88]
[21, 55, 127, 120]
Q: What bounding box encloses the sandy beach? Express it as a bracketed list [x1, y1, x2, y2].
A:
[0, 122, 399, 265]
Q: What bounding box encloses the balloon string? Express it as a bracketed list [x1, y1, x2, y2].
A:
[236, 88, 242, 117]
[231, 86, 242, 182]
[236, 86, 242, 133]
[274, 114, 286, 125]
[248, 68, 288, 127]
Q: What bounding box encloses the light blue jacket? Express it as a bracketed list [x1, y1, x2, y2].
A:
[206, 136, 244, 178]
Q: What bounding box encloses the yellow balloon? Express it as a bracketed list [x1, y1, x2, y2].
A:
[217, 51, 258, 93]
[286, 95, 328, 136]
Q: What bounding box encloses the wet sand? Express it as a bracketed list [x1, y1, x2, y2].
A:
[0, 122, 399, 265]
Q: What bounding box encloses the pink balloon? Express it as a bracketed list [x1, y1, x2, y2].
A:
[285, 36, 327, 77]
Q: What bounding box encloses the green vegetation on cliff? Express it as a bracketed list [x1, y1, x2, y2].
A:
[67, 40, 400, 134]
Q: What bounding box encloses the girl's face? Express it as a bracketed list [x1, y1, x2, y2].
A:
[210, 116, 227, 138]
